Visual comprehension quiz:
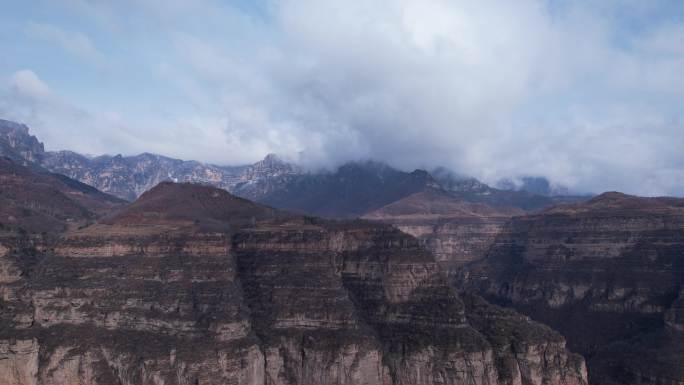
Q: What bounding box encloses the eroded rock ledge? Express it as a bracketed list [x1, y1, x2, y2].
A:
[0, 183, 586, 385]
[459, 192, 684, 384]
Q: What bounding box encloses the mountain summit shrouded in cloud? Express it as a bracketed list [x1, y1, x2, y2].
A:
[1, 1, 683, 196]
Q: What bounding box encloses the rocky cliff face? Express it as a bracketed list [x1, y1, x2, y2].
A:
[40, 151, 300, 202]
[0, 182, 587, 385]
[363, 190, 523, 274]
[41, 152, 302, 203]
[230, 154, 302, 202]
[43, 151, 232, 201]
[0, 119, 44, 166]
[585, 286, 684, 385]
[458, 192, 684, 384]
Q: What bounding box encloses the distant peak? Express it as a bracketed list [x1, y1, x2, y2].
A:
[0, 118, 30, 134]
[586, 191, 634, 205]
[410, 169, 440, 186]
[103, 181, 286, 230]
[338, 159, 392, 173]
[593, 191, 630, 199]
[256, 153, 290, 167]
[546, 190, 684, 215]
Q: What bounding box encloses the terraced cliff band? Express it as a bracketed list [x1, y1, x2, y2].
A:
[459, 192, 684, 384]
[0, 173, 586, 385]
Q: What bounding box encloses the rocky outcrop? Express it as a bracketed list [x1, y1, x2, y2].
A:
[0, 182, 587, 385]
[363, 190, 522, 273]
[2, 192, 266, 384]
[0, 119, 44, 166]
[40, 151, 302, 202]
[230, 154, 302, 202]
[234, 220, 586, 385]
[459, 192, 684, 384]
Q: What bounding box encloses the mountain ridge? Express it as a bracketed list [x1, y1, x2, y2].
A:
[0, 119, 587, 216]
[0, 156, 125, 233]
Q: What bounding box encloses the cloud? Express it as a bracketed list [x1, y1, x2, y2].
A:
[634, 22, 684, 56]
[9, 70, 54, 100]
[24, 22, 105, 65]
[0, 70, 290, 165]
[2, 0, 684, 196]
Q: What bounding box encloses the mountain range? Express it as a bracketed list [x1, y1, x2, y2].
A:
[2, 118, 683, 384]
[0, 156, 587, 385]
[0, 119, 586, 217]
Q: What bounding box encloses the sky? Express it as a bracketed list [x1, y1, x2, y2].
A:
[1, 0, 683, 196]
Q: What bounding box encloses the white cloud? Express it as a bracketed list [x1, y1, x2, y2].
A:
[0, 70, 296, 166]
[9, 70, 54, 100]
[24, 22, 105, 65]
[635, 23, 684, 56]
[2, 0, 684, 195]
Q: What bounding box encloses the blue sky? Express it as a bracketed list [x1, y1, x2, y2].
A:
[1, 0, 684, 195]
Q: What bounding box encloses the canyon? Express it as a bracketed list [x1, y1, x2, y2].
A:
[362, 189, 523, 273]
[2, 118, 683, 384]
[0, 163, 587, 385]
[458, 192, 684, 384]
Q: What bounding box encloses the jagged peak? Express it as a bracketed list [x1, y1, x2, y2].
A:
[46, 149, 90, 160]
[262, 153, 280, 162]
[0, 118, 30, 134]
[253, 153, 293, 167]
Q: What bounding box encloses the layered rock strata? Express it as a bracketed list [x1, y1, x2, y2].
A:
[459, 192, 684, 384]
[363, 190, 523, 273]
[0, 182, 587, 385]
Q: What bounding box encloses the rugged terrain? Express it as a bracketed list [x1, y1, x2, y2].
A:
[459, 192, 684, 384]
[363, 190, 523, 274]
[0, 119, 45, 166]
[257, 162, 439, 218]
[0, 178, 587, 385]
[0, 156, 124, 233]
[0, 119, 583, 215]
[41, 151, 300, 202]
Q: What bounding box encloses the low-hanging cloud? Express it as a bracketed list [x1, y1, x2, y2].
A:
[1, 0, 683, 196]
